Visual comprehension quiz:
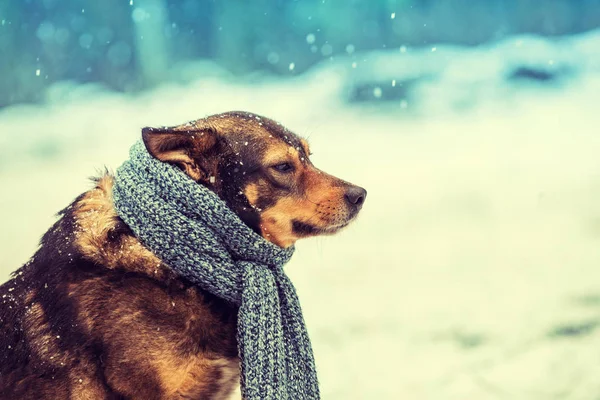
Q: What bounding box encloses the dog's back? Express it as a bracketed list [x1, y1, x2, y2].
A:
[0, 177, 240, 399]
[0, 192, 107, 398]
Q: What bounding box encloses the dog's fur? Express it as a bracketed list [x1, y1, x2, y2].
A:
[0, 112, 366, 399]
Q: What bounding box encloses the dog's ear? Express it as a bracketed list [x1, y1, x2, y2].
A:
[142, 125, 218, 182]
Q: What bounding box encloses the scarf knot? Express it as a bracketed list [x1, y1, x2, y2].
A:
[112, 141, 320, 399]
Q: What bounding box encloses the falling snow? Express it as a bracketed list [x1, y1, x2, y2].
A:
[1, 25, 600, 400]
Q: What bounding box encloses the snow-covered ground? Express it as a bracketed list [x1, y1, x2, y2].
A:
[2, 31, 600, 399]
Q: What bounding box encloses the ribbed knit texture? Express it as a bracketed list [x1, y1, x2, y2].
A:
[112, 141, 320, 399]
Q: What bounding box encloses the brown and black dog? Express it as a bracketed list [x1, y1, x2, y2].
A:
[0, 111, 366, 399]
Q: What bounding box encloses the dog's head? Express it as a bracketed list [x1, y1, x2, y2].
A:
[142, 111, 366, 248]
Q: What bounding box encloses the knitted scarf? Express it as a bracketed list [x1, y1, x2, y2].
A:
[112, 141, 320, 399]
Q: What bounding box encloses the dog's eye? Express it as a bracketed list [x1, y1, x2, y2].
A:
[272, 163, 294, 173]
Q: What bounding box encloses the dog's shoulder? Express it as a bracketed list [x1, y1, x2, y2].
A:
[70, 173, 175, 280]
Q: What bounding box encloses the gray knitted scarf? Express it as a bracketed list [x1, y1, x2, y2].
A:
[112, 141, 320, 399]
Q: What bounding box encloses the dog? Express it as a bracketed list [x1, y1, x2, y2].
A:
[0, 111, 366, 399]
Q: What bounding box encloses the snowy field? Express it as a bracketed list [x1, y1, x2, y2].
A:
[2, 31, 600, 399]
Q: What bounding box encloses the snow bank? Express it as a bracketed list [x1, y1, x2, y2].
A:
[1, 30, 600, 399]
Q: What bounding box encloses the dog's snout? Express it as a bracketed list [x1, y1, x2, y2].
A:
[344, 186, 367, 208]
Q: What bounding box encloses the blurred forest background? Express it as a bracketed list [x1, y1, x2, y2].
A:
[1, 0, 600, 107]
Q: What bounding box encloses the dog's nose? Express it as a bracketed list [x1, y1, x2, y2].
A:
[344, 186, 367, 208]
